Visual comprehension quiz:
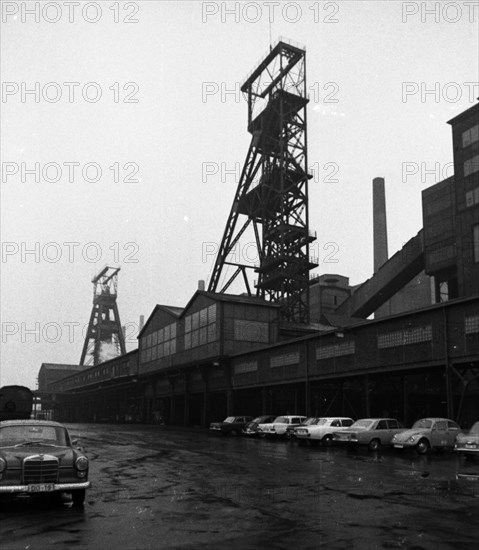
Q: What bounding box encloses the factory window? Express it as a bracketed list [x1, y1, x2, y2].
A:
[234, 361, 258, 375]
[464, 155, 479, 177]
[140, 322, 177, 363]
[474, 224, 479, 263]
[377, 326, 432, 348]
[184, 304, 217, 350]
[465, 315, 479, 334]
[270, 352, 299, 368]
[234, 319, 269, 343]
[316, 341, 355, 359]
[462, 124, 479, 147]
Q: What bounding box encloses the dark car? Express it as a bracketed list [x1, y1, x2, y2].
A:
[209, 416, 253, 436]
[242, 415, 277, 436]
[0, 419, 91, 505]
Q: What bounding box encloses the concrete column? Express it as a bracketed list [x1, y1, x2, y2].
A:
[183, 374, 189, 427]
[226, 390, 234, 415]
[363, 376, 371, 417]
[262, 387, 267, 414]
[201, 367, 209, 428]
[402, 375, 408, 426]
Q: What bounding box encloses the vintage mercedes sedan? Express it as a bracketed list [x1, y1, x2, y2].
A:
[333, 418, 404, 451]
[454, 421, 479, 457]
[391, 418, 461, 454]
[0, 420, 90, 505]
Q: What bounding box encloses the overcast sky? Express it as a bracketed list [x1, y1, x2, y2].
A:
[1, 0, 478, 388]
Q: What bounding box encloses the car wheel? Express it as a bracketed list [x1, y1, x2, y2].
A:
[416, 439, 430, 454]
[71, 489, 86, 506]
[368, 438, 381, 452]
[322, 434, 333, 446]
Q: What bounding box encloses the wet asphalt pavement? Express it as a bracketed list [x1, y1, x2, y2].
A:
[1, 423, 479, 550]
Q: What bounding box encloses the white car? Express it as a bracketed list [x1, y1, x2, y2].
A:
[258, 415, 307, 437]
[294, 417, 355, 446]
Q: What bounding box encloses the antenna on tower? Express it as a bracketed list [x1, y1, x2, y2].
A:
[80, 265, 126, 366]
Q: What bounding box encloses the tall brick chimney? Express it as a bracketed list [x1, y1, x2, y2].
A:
[373, 177, 389, 272]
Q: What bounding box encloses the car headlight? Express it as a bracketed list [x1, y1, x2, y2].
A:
[0, 457, 6, 473]
[75, 456, 89, 471]
[407, 436, 418, 443]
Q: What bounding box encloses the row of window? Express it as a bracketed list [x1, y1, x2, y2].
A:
[466, 187, 479, 208]
[464, 155, 479, 177]
[53, 361, 130, 390]
[316, 341, 355, 360]
[377, 326, 433, 349]
[462, 124, 479, 148]
[234, 361, 258, 375]
[142, 322, 177, 349]
[465, 315, 479, 334]
[270, 352, 300, 368]
[185, 305, 217, 350]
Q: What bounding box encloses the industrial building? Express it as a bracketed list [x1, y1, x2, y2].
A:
[37, 41, 479, 428]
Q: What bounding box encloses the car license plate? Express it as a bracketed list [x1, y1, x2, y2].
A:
[28, 483, 55, 492]
[466, 444, 475, 449]
[394, 444, 404, 448]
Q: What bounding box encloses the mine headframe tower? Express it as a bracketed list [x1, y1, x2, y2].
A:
[208, 39, 317, 323]
[80, 266, 126, 366]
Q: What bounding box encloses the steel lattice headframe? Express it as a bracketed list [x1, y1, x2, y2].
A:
[208, 39, 317, 324]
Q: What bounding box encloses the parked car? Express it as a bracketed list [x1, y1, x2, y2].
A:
[294, 417, 355, 445]
[209, 416, 253, 436]
[333, 418, 404, 451]
[391, 418, 461, 454]
[0, 419, 90, 505]
[242, 415, 277, 436]
[455, 421, 479, 457]
[285, 417, 321, 439]
[258, 415, 307, 438]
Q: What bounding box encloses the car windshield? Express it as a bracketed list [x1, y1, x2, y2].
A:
[0, 425, 70, 447]
[412, 419, 433, 429]
[304, 417, 320, 426]
[351, 420, 375, 429]
[469, 422, 479, 434]
[274, 416, 287, 423]
[223, 417, 236, 423]
[316, 419, 328, 425]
